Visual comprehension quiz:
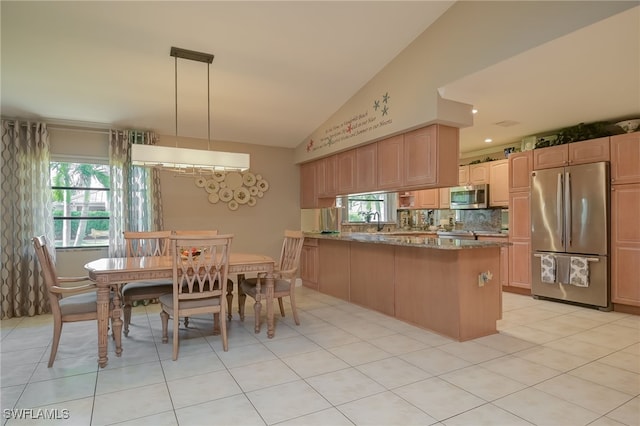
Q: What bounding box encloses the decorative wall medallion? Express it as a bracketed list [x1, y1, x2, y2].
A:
[197, 171, 270, 210]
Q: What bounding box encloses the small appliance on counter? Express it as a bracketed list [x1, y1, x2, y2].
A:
[319, 207, 341, 233]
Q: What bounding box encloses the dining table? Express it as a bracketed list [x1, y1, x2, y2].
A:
[84, 253, 275, 368]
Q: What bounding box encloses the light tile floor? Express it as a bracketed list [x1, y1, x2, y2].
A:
[1, 287, 639, 425]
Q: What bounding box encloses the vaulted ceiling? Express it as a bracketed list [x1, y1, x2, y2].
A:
[2, 2, 638, 155]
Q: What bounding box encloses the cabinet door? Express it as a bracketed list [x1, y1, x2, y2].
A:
[377, 135, 404, 190]
[533, 145, 568, 170]
[569, 137, 610, 165]
[611, 133, 640, 185]
[509, 151, 532, 192]
[489, 159, 509, 207]
[476, 236, 509, 288]
[317, 155, 337, 198]
[349, 243, 395, 315]
[469, 163, 490, 184]
[404, 125, 437, 187]
[509, 240, 531, 289]
[611, 183, 640, 306]
[415, 189, 439, 209]
[458, 166, 469, 185]
[300, 162, 317, 209]
[439, 187, 450, 209]
[300, 242, 319, 290]
[337, 150, 356, 195]
[318, 240, 350, 301]
[509, 191, 530, 239]
[356, 144, 377, 193]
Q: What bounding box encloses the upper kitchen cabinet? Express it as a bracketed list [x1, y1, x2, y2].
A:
[459, 163, 490, 185]
[316, 154, 337, 198]
[403, 125, 459, 189]
[509, 151, 532, 192]
[489, 159, 509, 207]
[377, 135, 404, 190]
[439, 187, 450, 209]
[413, 189, 440, 209]
[611, 132, 640, 185]
[533, 137, 610, 170]
[337, 150, 356, 194]
[356, 143, 377, 193]
[300, 162, 318, 209]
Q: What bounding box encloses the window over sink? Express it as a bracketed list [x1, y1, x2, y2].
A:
[337, 192, 397, 224]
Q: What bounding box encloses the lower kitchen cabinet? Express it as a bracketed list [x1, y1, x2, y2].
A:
[349, 243, 395, 316]
[509, 240, 531, 290]
[300, 239, 318, 290]
[477, 236, 509, 288]
[318, 239, 350, 301]
[611, 183, 640, 306]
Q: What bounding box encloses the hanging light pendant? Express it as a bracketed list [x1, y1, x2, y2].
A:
[131, 47, 250, 172]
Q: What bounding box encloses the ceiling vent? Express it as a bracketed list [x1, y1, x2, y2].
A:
[494, 120, 520, 127]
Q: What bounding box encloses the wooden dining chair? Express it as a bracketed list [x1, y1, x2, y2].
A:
[121, 230, 172, 336]
[32, 235, 111, 367]
[240, 230, 305, 330]
[160, 233, 234, 360]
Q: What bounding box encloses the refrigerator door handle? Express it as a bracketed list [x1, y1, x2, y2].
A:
[557, 173, 564, 246]
[565, 171, 572, 246]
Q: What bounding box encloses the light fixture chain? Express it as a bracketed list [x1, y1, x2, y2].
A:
[207, 62, 211, 151]
[175, 55, 178, 147]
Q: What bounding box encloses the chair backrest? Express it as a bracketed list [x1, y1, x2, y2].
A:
[277, 230, 305, 278]
[172, 230, 219, 236]
[123, 231, 171, 257]
[169, 234, 233, 303]
[32, 236, 62, 315]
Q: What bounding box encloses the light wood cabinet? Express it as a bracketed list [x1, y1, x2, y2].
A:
[300, 239, 318, 290]
[356, 144, 377, 193]
[533, 137, 610, 170]
[300, 162, 317, 209]
[533, 144, 569, 169]
[509, 151, 532, 192]
[569, 137, 609, 165]
[377, 135, 404, 190]
[509, 240, 531, 290]
[316, 155, 337, 198]
[459, 163, 490, 185]
[611, 132, 640, 185]
[611, 183, 640, 306]
[509, 190, 531, 290]
[404, 125, 459, 189]
[476, 236, 509, 288]
[489, 159, 509, 207]
[337, 150, 356, 194]
[318, 239, 350, 301]
[439, 187, 450, 209]
[414, 189, 440, 209]
[349, 243, 395, 316]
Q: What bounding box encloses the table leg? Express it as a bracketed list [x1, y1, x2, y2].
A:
[111, 285, 123, 357]
[237, 274, 246, 321]
[226, 275, 234, 321]
[253, 289, 261, 334]
[96, 286, 111, 368]
[266, 273, 275, 339]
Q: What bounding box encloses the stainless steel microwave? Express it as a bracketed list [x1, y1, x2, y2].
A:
[449, 184, 489, 209]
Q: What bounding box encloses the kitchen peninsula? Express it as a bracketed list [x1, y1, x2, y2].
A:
[302, 233, 507, 341]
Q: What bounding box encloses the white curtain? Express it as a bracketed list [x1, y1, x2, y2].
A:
[0, 120, 55, 318]
[109, 130, 164, 257]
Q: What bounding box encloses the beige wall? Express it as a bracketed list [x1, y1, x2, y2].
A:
[159, 134, 300, 261]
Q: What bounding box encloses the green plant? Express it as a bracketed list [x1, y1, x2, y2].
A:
[536, 121, 615, 148]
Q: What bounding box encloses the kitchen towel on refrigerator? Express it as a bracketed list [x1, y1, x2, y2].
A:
[540, 254, 556, 283]
[570, 256, 590, 287]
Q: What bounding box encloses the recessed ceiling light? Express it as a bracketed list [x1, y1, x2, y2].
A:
[472, 108, 478, 114]
[484, 138, 493, 143]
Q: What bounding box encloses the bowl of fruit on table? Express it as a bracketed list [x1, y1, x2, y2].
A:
[180, 247, 202, 260]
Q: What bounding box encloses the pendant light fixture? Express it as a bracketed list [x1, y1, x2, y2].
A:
[131, 47, 250, 172]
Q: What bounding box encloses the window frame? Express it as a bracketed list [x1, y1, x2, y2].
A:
[50, 155, 111, 249]
[337, 192, 397, 224]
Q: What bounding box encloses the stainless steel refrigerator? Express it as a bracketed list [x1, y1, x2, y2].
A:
[530, 161, 610, 309]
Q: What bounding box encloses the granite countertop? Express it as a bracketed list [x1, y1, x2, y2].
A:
[303, 232, 509, 250]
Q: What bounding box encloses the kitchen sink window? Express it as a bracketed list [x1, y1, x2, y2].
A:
[337, 192, 397, 223]
[50, 160, 110, 248]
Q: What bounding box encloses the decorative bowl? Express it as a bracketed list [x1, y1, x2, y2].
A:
[616, 119, 640, 133]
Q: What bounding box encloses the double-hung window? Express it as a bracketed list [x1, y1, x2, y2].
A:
[50, 160, 110, 248]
